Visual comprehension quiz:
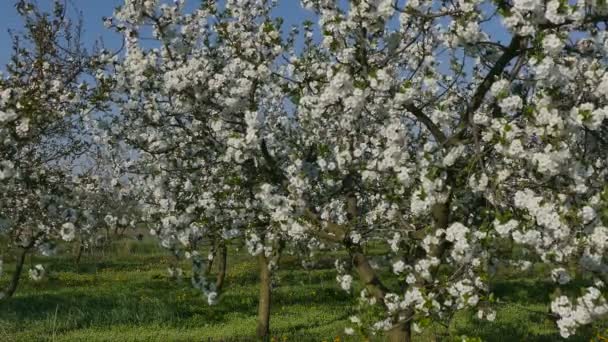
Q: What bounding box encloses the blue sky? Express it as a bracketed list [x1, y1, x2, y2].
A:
[0, 1, 316, 67]
[0, 0, 512, 76]
[0, 1, 124, 66]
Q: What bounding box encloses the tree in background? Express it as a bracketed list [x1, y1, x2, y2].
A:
[0, 0, 103, 300]
[105, 0, 294, 338]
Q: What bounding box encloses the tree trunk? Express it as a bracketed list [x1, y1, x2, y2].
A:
[256, 254, 271, 341]
[205, 243, 216, 276]
[75, 243, 84, 266]
[387, 321, 412, 342]
[427, 201, 451, 281]
[215, 242, 227, 292]
[1, 248, 28, 300]
[350, 247, 389, 304]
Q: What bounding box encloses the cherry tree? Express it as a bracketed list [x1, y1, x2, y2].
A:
[105, 0, 295, 338]
[0, 0, 102, 300]
[69, 167, 141, 263]
[259, 0, 608, 340]
[103, 0, 608, 340]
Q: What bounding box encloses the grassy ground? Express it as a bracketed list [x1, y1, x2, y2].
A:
[0, 239, 603, 341]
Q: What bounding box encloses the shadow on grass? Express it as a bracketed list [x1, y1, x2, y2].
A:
[452, 277, 599, 342]
[454, 316, 594, 342]
[40, 256, 171, 274]
[492, 279, 554, 304]
[492, 276, 594, 304]
[1, 282, 244, 331]
[0, 267, 350, 337]
[3, 249, 603, 342]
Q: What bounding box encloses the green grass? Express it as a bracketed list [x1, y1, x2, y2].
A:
[0, 240, 603, 341]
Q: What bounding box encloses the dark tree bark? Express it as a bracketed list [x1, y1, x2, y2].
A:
[75, 242, 85, 266]
[256, 253, 271, 340]
[350, 248, 389, 303]
[1, 247, 29, 300]
[215, 242, 227, 292]
[205, 243, 216, 276]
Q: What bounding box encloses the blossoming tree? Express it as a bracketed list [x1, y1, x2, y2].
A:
[260, 0, 608, 340]
[106, 0, 296, 338]
[104, 0, 608, 340]
[0, 0, 102, 299]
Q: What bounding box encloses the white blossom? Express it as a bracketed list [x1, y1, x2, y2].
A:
[28, 264, 45, 282]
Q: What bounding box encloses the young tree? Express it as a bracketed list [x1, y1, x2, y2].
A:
[0, 0, 101, 300]
[69, 168, 141, 263]
[106, 0, 293, 338]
